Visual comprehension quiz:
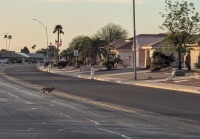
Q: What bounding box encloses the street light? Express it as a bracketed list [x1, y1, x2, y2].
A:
[133, 0, 137, 80]
[33, 19, 49, 60]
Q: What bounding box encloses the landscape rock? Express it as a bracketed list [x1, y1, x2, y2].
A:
[166, 77, 173, 81]
[172, 70, 185, 77]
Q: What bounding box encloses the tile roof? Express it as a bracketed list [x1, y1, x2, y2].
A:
[110, 34, 166, 51]
[1, 51, 27, 58]
[27, 53, 44, 58]
[135, 34, 166, 48]
[116, 41, 132, 50]
[110, 39, 132, 49]
[17, 52, 30, 57]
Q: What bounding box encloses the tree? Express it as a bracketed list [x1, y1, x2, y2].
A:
[160, 0, 200, 70]
[60, 48, 73, 65]
[36, 48, 47, 56]
[97, 23, 128, 69]
[0, 49, 7, 53]
[47, 43, 57, 61]
[4, 35, 7, 50]
[68, 35, 89, 65]
[8, 35, 12, 51]
[31, 44, 36, 53]
[53, 25, 64, 63]
[89, 36, 107, 64]
[68, 35, 107, 65]
[21, 46, 30, 53]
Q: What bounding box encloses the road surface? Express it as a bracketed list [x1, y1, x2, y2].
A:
[1, 64, 200, 138]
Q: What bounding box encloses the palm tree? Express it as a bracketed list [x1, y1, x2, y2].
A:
[53, 25, 64, 63]
[53, 25, 64, 49]
[8, 35, 12, 51]
[78, 36, 107, 65]
[4, 35, 8, 50]
[31, 44, 36, 53]
[88, 36, 107, 64]
[68, 35, 107, 65]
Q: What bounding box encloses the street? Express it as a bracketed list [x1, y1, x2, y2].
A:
[1, 64, 200, 138]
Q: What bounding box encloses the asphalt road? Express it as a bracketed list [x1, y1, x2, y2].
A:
[1, 64, 200, 138]
[2, 75, 200, 139]
[3, 64, 200, 122]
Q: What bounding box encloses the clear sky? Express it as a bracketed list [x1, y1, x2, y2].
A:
[0, 0, 199, 53]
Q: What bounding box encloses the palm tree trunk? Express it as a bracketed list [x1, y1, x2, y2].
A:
[55, 31, 60, 63]
[178, 52, 182, 70]
[5, 39, 7, 50]
[8, 39, 10, 51]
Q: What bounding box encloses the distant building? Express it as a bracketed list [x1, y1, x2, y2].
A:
[1, 51, 27, 59]
[0, 51, 44, 63]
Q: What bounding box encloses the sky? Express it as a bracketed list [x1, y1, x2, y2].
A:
[0, 0, 200, 53]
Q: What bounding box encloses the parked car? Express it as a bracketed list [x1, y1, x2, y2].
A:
[0, 58, 9, 64]
[57, 61, 68, 69]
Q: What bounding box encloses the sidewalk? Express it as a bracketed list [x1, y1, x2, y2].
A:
[39, 66, 200, 94]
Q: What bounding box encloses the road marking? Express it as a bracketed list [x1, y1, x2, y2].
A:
[58, 128, 69, 132]
[0, 98, 7, 102]
[27, 128, 35, 131]
[98, 128, 131, 139]
[88, 119, 101, 125]
[7, 93, 19, 99]
[26, 102, 34, 105]
[60, 113, 71, 118]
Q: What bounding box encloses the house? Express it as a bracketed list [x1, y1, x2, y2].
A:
[1, 51, 28, 59]
[110, 39, 133, 66]
[0, 51, 45, 63]
[111, 34, 168, 68]
[26, 53, 45, 63]
[185, 42, 200, 68]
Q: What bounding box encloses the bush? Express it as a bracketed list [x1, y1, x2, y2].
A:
[102, 61, 115, 70]
[146, 57, 151, 68]
[102, 53, 123, 70]
[194, 62, 200, 68]
[57, 61, 68, 68]
[150, 51, 175, 71]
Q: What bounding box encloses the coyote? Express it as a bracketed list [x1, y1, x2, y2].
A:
[40, 87, 55, 97]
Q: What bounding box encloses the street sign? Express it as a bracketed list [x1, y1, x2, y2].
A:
[74, 50, 78, 56]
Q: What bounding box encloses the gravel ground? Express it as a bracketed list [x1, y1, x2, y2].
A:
[109, 70, 200, 87]
[161, 78, 200, 87]
[109, 71, 196, 80]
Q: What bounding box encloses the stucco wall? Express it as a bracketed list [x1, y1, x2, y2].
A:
[139, 49, 145, 67]
[118, 51, 132, 66]
[189, 46, 200, 68]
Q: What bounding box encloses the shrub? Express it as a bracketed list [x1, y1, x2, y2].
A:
[146, 57, 151, 68]
[150, 51, 175, 71]
[194, 62, 200, 68]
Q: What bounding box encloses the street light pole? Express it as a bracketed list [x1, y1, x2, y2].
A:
[133, 0, 137, 80]
[33, 19, 49, 60]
